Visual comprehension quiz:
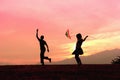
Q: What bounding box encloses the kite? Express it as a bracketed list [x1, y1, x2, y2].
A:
[65, 29, 71, 39]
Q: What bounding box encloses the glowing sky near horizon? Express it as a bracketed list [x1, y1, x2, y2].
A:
[0, 0, 120, 64]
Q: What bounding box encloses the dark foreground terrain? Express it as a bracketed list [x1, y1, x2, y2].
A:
[0, 64, 120, 80]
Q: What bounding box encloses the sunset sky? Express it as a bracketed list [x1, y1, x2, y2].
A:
[0, 0, 120, 65]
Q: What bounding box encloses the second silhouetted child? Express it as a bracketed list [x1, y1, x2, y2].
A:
[72, 33, 88, 65]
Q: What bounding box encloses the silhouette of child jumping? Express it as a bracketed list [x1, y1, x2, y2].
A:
[72, 33, 88, 65]
[36, 29, 51, 65]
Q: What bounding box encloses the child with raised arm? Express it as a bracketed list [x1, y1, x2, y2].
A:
[36, 29, 51, 65]
[72, 33, 88, 65]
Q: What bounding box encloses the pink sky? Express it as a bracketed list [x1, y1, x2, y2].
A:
[0, 0, 120, 64]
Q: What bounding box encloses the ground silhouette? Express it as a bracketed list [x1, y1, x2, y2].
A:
[0, 64, 120, 80]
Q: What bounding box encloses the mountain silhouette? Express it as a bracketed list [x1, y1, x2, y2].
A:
[55, 48, 120, 64]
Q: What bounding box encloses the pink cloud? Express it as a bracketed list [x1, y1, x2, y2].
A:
[1, 0, 120, 34]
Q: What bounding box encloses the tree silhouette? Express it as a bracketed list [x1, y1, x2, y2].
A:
[111, 56, 120, 64]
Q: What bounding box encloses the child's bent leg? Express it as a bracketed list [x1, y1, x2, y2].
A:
[44, 56, 51, 63]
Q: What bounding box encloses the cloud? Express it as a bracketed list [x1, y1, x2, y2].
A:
[0, 29, 16, 35]
[1, 0, 120, 33]
[97, 20, 120, 33]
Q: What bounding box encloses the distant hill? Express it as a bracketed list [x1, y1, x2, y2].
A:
[0, 49, 120, 65]
[55, 48, 120, 64]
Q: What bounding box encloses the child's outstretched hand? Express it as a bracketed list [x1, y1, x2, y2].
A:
[83, 35, 88, 41]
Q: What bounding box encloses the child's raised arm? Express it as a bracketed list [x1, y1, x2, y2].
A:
[36, 29, 39, 40]
[83, 36, 88, 41]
